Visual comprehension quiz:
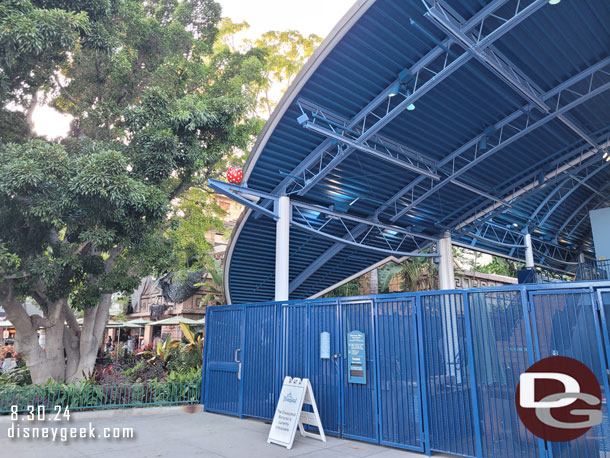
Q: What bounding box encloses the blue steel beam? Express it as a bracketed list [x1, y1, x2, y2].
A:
[425, 0, 610, 157]
[259, 0, 521, 203]
[390, 65, 610, 222]
[456, 141, 610, 237]
[208, 179, 278, 220]
[289, 57, 610, 293]
[209, 179, 438, 269]
[444, 131, 610, 231]
[555, 182, 610, 237]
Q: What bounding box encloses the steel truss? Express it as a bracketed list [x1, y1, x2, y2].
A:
[257, 0, 529, 206]
[461, 221, 576, 267]
[244, 1, 608, 288]
[525, 162, 610, 233]
[425, 0, 610, 158]
[457, 143, 610, 233]
[208, 179, 438, 259]
[557, 182, 610, 240]
[451, 152, 609, 265]
[441, 134, 610, 230]
[295, 99, 439, 188]
[389, 59, 610, 223]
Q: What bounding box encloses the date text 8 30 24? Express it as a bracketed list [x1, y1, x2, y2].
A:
[10, 405, 70, 422]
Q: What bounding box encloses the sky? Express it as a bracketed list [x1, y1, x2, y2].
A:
[218, 0, 355, 38]
[32, 0, 356, 139]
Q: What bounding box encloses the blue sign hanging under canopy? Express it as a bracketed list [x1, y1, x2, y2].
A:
[347, 330, 366, 384]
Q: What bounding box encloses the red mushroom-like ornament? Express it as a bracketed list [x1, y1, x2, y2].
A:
[227, 166, 243, 184]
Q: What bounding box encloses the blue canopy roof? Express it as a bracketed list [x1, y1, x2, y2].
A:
[223, 0, 610, 304]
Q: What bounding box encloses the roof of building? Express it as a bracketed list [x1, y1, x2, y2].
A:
[222, 0, 610, 304]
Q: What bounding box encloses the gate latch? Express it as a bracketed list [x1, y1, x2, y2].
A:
[234, 348, 242, 380]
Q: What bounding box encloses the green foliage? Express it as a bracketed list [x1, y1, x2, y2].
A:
[0, 366, 32, 387]
[253, 30, 322, 114]
[323, 278, 364, 298]
[0, 0, 268, 315]
[378, 263, 403, 293]
[0, 0, 91, 105]
[199, 257, 225, 305]
[400, 256, 438, 292]
[477, 256, 520, 277]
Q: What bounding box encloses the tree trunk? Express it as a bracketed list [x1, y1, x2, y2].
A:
[0, 282, 53, 384]
[1, 281, 114, 384]
[67, 293, 112, 382]
[370, 268, 379, 295]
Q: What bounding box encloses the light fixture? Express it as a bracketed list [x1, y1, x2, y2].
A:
[513, 223, 519, 228]
[388, 81, 401, 97]
[606, 155, 610, 162]
[406, 89, 415, 111]
[480, 136, 487, 150]
[603, 151, 608, 159]
[548, 0, 560, 4]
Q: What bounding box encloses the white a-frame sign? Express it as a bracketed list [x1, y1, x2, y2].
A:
[267, 377, 326, 449]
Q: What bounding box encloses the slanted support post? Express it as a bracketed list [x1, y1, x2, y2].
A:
[438, 231, 455, 290]
[524, 233, 535, 268]
[275, 195, 290, 301]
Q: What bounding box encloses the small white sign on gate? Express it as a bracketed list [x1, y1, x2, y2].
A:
[267, 377, 326, 449]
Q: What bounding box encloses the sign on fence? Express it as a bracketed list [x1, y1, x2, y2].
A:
[267, 377, 326, 449]
[347, 330, 366, 384]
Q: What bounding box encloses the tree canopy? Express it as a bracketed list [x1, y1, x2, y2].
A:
[0, 0, 267, 383]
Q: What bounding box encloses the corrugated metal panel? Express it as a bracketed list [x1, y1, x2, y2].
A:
[529, 291, 610, 458]
[242, 304, 277, 419]
[468, 290, 541, 458]
[376, 297, 423, 451]
[420, 292, 477, 456]
[203, 280, 610, 457]
[225, 0, 610, 304]
[340, 299, 378, 441]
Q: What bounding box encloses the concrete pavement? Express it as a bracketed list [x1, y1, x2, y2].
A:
[0, 406, 450, 458]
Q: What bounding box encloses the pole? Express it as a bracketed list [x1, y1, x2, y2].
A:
[275, 195, 290, 301]
[438, 231, 460, 383]
[524, 233, 534, 268]
[438, 231, 455, 290]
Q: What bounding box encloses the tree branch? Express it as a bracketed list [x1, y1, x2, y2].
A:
[54, 75, 81, 108]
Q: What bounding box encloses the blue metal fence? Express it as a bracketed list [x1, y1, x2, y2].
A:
[202, 281, 610, 457]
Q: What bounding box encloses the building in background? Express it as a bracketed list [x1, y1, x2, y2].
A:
[125, 194, 243, 346]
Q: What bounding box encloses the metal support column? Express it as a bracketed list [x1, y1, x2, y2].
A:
[275, 195, 290, 301]
[438, 231, 455, 289]
[524, 233, 535, 268]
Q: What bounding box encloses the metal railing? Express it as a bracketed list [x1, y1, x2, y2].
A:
[202, 280, 610, 458]
[0, 379, 201, 414]
[576, 259, 610, 281]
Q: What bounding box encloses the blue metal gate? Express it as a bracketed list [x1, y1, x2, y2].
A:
[202, 281, 610, 457]
[203, 306, 244, 416]
[376, 297, 424, 452]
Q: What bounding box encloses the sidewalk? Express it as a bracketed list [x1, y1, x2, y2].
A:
[0, 406, 450, 458]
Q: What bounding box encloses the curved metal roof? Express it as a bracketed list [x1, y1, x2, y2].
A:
[222, 0, 610, 304]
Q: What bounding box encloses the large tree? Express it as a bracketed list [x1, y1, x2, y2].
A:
[0, 0, 266, 383]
